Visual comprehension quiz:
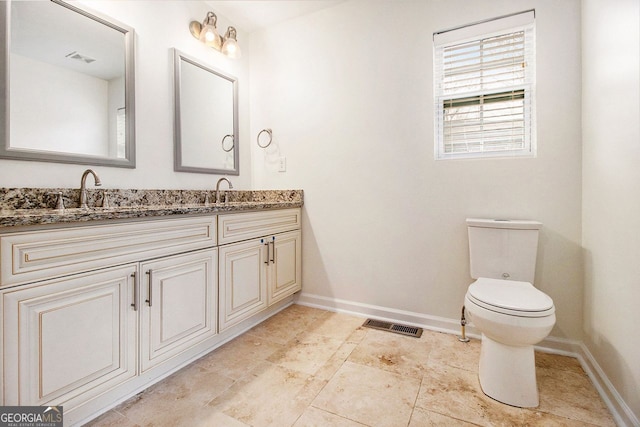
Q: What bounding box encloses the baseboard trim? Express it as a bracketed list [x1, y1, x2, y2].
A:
[295, 292, 638, 427]
[296, 292, 469, 337]
[575, 342, 639, 427]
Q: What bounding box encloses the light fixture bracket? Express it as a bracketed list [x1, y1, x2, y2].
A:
[188, 21, 203, 39]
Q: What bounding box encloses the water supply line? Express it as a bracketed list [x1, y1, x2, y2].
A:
[458, 305, 470, 343]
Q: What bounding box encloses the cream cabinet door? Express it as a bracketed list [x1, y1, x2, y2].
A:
[139, 249, 217, 372]
[269, 230, 302, 305]
[218, 239, 268, 331]
[1, 265, 138, 408]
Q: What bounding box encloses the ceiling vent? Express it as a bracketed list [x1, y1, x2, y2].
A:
[65, 51, 96, 64]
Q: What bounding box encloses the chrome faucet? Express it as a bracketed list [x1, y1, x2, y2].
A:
[80, 169, 102, 209]
[215, 177, 233, 204]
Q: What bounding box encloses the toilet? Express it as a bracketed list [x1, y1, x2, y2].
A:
[463, 218, 555, 408]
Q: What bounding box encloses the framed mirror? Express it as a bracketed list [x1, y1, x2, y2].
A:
[0, 0, 135, 167]
[174, 49, 239, 175]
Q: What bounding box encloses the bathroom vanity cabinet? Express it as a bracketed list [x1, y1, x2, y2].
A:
[0, 207, 301, 425]
[218, 209, 301, 331]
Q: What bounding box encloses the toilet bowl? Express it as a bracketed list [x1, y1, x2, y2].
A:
[465, 277, 555, 407]
[465, 218, 555, 407]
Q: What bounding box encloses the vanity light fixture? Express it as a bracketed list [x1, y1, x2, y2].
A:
[189, 12, 241, 58]
[221, 27, 241, 59]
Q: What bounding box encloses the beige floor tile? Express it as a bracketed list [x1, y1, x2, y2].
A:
[535, 351, 585, 374]
[113, 391, 204, 426]
[83, 409, 139, 427]
[207, 361, 326, 427]
[112, 403, 251, 427]
[521, 409, 605, 426]
[153, 362, 236, 405]
[426, 330, 482, 373]
[81, 305, 616, 427]
[314, 341, 358, 381]
[536, 367, 616, 426]
[194, 332, 284, 380]
[409, 407, 478, 426]
[345, 326, 368, 344]
[305, 312, 367, 341]
[268, 331, 345, 375]
[113, 363, 234, 425]
[166, 406, 252, 427]
[282, 303, 330, 320]
[312, 361, 421, 427]
[347, 328, 434, 379]
[247, 306, 323, 345]
[293, 406, 368, 426]
[416, 363, 525, 426]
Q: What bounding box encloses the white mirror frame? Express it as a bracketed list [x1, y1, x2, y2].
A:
[0, 0, 136, 168]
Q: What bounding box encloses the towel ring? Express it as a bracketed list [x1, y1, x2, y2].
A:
[257, 128, 273, 148]
[221, 134, 234, 152]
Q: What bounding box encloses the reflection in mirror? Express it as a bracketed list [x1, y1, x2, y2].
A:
[174, 49, 238, 175]
[0, 0, 135, 167]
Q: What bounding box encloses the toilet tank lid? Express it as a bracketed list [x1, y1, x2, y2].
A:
[466, 218, 542, 230]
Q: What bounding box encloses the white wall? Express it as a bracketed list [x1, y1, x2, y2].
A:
[1, 1, 252, 190]
[249, 0, 584, 339]
[582, 0, 640, 422]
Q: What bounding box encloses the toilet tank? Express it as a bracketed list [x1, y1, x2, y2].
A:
[467, 218, 542, 283]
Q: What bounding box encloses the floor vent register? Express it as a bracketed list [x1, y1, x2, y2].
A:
[362, 319, 423, 338]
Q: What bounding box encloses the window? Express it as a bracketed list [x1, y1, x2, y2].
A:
[434, 11, 536, 160]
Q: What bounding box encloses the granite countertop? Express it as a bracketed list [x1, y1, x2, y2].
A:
[0, 188, 303, 228]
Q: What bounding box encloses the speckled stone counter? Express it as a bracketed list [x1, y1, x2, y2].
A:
[0, 188, 303, 228]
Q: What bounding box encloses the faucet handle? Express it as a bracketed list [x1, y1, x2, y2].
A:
[48, 192, 65, 210]
[102, 191, 110, 208]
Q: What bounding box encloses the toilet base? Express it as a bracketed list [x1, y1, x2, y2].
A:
[478, 334, 539, 408]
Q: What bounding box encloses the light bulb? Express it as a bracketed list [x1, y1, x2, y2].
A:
[222, 27, 241, 59]
[198, 12, 221, 50]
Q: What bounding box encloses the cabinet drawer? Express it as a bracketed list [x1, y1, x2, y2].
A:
[218, 208, 301, 245]
[0, 216, 216, 287]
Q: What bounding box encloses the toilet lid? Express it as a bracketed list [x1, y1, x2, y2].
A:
[467, 278, 555, 317]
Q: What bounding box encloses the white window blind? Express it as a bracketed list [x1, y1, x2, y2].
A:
[434, 11, 535, 159]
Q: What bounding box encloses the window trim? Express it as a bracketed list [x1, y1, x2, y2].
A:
[433, 11, 536, 161]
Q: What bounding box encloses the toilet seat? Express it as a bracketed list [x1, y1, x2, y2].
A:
[468, 278, 555, 318]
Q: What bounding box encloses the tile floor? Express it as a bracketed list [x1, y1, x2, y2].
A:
[88, 305, 616, 426]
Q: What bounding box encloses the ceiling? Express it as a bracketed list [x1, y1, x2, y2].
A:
[205, 0, 347, 33]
